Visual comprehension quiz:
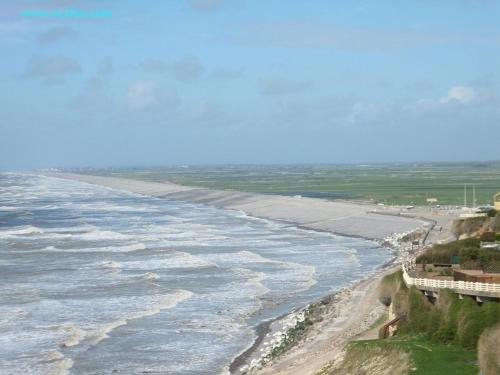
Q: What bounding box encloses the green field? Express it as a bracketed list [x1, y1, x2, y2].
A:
[352, 336, 478, 375]
[78, 162, 500, 206]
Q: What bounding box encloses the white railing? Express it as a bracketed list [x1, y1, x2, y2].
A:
[402, 263, 500, 294]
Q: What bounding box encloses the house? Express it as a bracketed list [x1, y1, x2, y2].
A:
[494, 192, 500, 210]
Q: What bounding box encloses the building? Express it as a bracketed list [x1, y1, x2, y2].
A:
[453, 269, 500, 283]
[495, 192, 500, 210]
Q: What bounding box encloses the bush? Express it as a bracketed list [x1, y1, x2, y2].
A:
[397, 288, 500, 349]
[480, 231, 496, 242]
[378, 270, 404, 307]
[399, 288, 436, 334]
[416, 238, 500, 269]
[486, 209, 497, 218]
[478, 323, 500, 375]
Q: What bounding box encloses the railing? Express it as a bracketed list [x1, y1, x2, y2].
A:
[402, 262, 500, 294]
[380, 317, 401, 339]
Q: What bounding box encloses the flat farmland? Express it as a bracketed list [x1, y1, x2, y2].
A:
[80, 162, 500, 207]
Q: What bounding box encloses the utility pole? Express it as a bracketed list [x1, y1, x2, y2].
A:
[464, 183, 467, 208]
[473, 184, 476, 208]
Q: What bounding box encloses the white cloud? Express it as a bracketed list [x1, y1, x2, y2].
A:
[347, 102, 380, 125]
[126, 80, 179, 111]
[440, 86, 476, 104]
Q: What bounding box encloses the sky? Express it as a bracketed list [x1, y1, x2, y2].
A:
[1, 0, 500, 169]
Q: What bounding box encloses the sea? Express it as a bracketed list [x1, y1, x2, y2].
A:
[0, 173, 393, 374]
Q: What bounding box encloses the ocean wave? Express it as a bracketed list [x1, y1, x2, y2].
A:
[0, 206, 17, 211]
[60, 325, 87, 347]
[75, 230, 133, 241]
[221, 251, 318, 293]
[100, 261, 123, 269]
[87, 290, 193, 345]
[43, 224, 98, 234]
[0, 308, 26, 326]
[39, 243, 146, 254]
[40, 350, 73, 375]
[230, 267, 269, 296]
[121, 251, 216, 270]
[139, 272, 160, 281]
[0, 225, 44, 237]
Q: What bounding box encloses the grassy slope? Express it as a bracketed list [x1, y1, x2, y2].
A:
[78, 162, 500, 206]
[347, 336, 478, 375]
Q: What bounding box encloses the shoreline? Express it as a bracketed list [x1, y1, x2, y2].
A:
[229, 316, 279, 373]
[227, 238, 404, 375]
[45, 172, 456, 375]
[45, 172, 426, 242]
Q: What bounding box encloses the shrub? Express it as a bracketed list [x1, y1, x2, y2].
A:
[397, 288, 499, 349]
[478, 323, 500, 375]
[416, 238, 500, 269]
[480, 231, 496, 242]
[378, 270, 404, 307]
[399, 287, 436, 334]
[486, 208, 497, 218]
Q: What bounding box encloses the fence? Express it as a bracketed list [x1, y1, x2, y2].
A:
[402, 262, 500, 294]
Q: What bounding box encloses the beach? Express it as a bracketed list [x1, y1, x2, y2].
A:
[50, 173, 427, 241]
[48, 172, 458, 374]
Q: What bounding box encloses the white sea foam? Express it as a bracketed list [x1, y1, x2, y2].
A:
[100, 261, 123, 269]
[48, 357, 73, 375]
[0, 206, 17, 211]
[0, 308, 26, 326]
[60, 325, 87, 347]
[140, 272, 160, 281]
[87, 290, 193, 345]
[0, 225, 44, 237]
[121, 251, 216, 270]
[75, 230, 133, 241]
[40, 349, 65, 362]
[0, 173, 391, 375]
[221, 251, 318, 293]
[42, 243, 146, 254]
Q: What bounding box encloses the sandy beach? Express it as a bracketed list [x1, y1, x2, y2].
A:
[49, 172, 458, 375]
[49, 173, 427, 241]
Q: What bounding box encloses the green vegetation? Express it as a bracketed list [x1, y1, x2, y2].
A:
[380, 270, 500, 349]
[315, 340, 411, 375]
[376, 267, 500, 374]
[399, 289, 500, 349]
[452, 212, 500, 239]
[415, 238, 500, 268]
[76, 162, 500, 206]
[478, 323, 500, 375]
[325, 335, 478, 375]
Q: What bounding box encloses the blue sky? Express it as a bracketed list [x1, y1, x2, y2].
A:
[1, 0, 500, 169]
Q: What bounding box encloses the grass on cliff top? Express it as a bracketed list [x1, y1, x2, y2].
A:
[351, 335, 478, 375]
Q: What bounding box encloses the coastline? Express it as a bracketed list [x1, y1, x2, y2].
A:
[229, 316, 278, 373]
[227, 244, 403, 375]
[46, 172, 426, 242]
[46, 172, 456, 375]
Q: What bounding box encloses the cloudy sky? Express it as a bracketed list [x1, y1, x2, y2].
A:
[1, 0, 500, 169]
